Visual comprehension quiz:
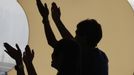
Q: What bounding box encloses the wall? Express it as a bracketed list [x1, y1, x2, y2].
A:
[8, 0, 134, 75]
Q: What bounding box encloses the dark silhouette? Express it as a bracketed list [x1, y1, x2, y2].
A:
[52, 39, 81, 75]
[23, 45, 37, 75]
[4, 43, 37, 75]
[36, 0, 57, 48]
[36, 0, 108, 75]
[76, 20, 108, 75]
[4, 43, 25, 75]
[36, 1, 81, 75]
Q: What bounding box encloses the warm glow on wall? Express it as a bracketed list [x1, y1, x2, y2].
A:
[7, 0, 134, 75]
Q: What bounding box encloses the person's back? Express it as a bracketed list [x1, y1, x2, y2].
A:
[75, 19, 108, 75]
[52, 39, 81, 75]
[82, 48, 108, 75]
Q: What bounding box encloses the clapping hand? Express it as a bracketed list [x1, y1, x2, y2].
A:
[23, 45, 34, 64]
[36, 0, 49, 19]
[51, 2, 61, 20]
[4, 43, 22, 63]
[23, 45, 37, 75]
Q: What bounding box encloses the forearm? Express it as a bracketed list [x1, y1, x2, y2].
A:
[53, 18, 73, 39]
[24, 62, 37, 75]
[15, 61, 25, 75]
[42, 18, 57, 47]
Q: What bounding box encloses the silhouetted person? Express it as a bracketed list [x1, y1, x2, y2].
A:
[76, 20, 108, 75]
[36, 0, 108, 75]
[4, 43, 37, 75]
[36, 1, 81, 75]
[51, 39, 81, 75]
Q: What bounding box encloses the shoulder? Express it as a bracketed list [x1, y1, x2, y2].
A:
[56, 39, 78, 47]
[54, 39, 80, 52]
[96, 48, 109, 63]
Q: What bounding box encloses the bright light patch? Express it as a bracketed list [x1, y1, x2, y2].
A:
[0, 0, 29, 72]
[128, 0, 134, 11]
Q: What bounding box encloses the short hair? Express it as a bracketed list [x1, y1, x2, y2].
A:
[76, 19, 102, 45]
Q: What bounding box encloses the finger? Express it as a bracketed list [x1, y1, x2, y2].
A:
[4, 50, 9, 54]
[4, 43, 12, 48]
[25, 45, 30, 50]
[4, 50, 12, 57]
[52, 2, 55, 8]
[44, 3, 47, 7]
[16, 44, 21, 52]
[36, 0, 45, 16]
[37, 1, 44, 9]
[53, 2, 58, 9]
[25, 45, 31, 54]
[52, 2, 57, 7]
[36, 0, 42, 5]
[44, 3, 48, 9]
[4, 43, 15, 51]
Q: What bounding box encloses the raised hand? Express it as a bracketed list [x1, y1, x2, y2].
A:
[23, 45, 37, 75]
[4, 43, 22, 62]
[36, 0, 49, 18]
[51, 2, 61, 20]
[4, 43, 25, 75]
[36, 0, 58, 48]
[23, 45, 34, 63]
[51, 2, 73, 39]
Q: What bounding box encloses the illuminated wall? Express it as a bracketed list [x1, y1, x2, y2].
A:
[8, 0, 134, 75]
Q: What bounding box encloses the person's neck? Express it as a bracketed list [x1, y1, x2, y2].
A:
[79, 43, 96, 49]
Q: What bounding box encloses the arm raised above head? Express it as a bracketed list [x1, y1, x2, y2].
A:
[23, 45, 37, 75]
[51, 2, 74, 40]
[36, 0, 57, 48]
[4, 43, 25, 75]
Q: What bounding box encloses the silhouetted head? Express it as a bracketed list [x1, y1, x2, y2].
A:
[75, 19, 102, 48]
[51, 39, 80, 74]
